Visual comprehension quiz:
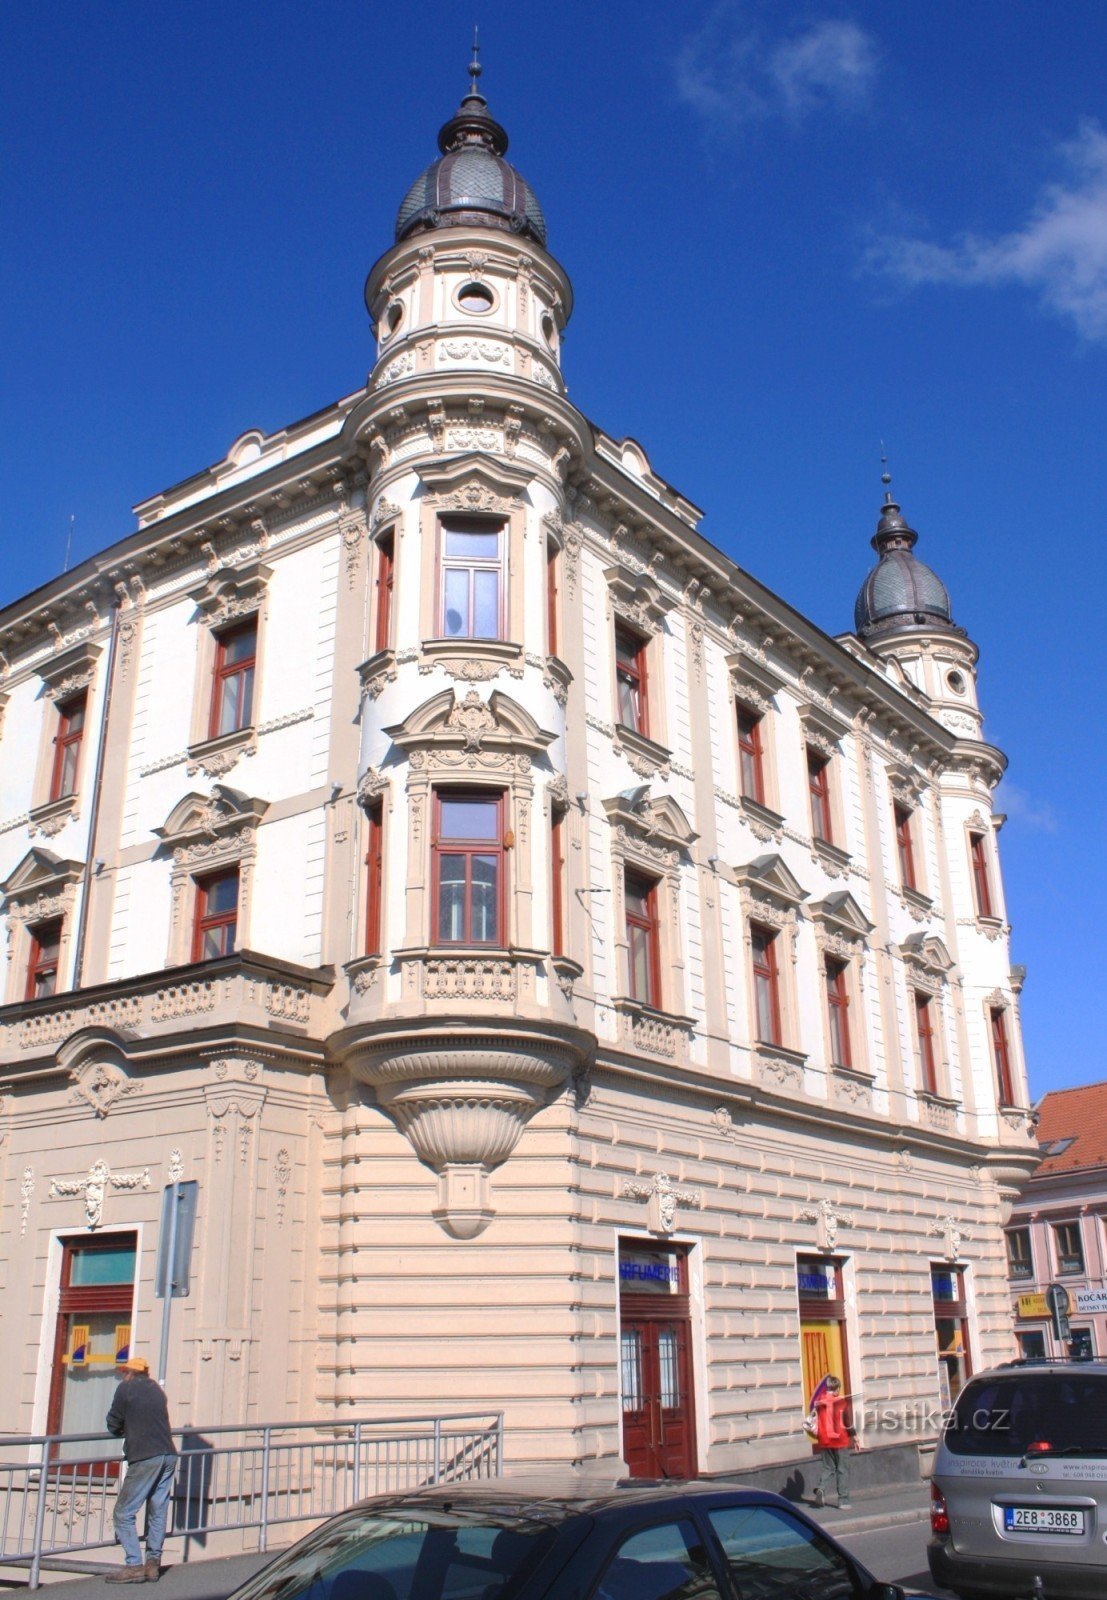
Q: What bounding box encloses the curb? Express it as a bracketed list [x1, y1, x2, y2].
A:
[812, 1504, 930, 1536]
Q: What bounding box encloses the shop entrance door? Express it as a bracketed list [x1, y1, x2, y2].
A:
[619, 1242, 697, 1479]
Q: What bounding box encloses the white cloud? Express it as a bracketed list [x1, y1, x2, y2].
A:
[869, 122, 1107, 342]
[676, 3, 877, 130]
[995, 781, 1059, 834]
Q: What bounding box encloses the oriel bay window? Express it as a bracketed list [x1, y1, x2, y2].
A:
[50, 692, 87, 802]
[192, 868, 239, 961]
[824, 957, 852, 1069]
[440, 518, 504, 640]
[26, 918, 62, 1001]
[625, 870, 661, 1008]
[433, 790, 504, 945]
[751, 924, 783, 1046]
[209, 619, 257, 738]
[615, 625, 649, 737]
[737, 708, 766, 805]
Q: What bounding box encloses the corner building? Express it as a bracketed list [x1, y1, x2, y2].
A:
[0, 73, 1038, 1476]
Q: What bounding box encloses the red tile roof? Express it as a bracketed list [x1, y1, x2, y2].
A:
[1034, 1082, 1107, 1177]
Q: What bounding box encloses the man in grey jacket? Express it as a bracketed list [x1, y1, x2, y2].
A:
[105, 1358, 177, 1582]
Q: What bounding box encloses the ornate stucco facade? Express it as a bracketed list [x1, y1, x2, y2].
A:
[0, 71, 1037, 1474]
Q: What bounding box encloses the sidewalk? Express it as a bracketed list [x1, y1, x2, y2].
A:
[25, 1480, 932, 1598]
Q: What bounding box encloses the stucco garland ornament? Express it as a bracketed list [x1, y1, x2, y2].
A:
[50, 1158, 152, 1230]
[622, 1172, 701, 1236]
[930, 1214, 966, 1262]
[799, 1197, 855, 1252]
[445, 689, 496, 752]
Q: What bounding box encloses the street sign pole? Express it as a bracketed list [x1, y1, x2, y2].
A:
[157, 1182, 181, 1387]
[1046, 1282, 1072, 1349]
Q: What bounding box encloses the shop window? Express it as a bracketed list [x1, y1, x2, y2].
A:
[914, 991, 939, 1095]
[796, 1256, 851, 1415]
[991, 1007, 1015, 1107]
[374, 531, 395, 655]
[47, 1233, 136, 1461]
[625, 870, 661, 1008]
[439, 518, 504, 640]
[617, 1240, 697, 1480]
[192, 868, 239, 962]
[932, 1264, 972, 1407]
[737, 708, 766, 806]
[50, 692, 87, 803]
[1070, 1327, 1096, 1360]
[807, 749, 833, 844]
[550, 807, 567, 958]
[26, 918, 62, 1001]
[894, 803, 918, 892]
[1005, 1227, 1033, 1282]
[751, 924, 783, 1045]
[364, 802, 384, 957]
[1054, 1221, 1085, 1276]
[432, 790, 504, 945]
[614, 625, 649, 737]
[824, 957, 852, 1069]
[970, 831, 994, 919]
[1017, 1330, 1047, 1360]
[209, 619, 257, 738]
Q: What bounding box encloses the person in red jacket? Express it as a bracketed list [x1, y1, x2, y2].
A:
[811, 1375, 858, 1508]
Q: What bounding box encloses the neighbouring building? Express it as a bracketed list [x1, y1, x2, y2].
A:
[1008, 1085, 1107, 1361]
[0, 63, 1038, 1478]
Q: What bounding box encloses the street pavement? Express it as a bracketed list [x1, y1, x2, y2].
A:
[30, 1480, 935, 1598]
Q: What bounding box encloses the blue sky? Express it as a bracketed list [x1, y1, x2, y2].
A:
[2, 1, 1104, 1098]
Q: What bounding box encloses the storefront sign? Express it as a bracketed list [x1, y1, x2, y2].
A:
[619, 1251, 680, 1294]
[796, 1267, 834, 1297]
[1017, 1293, 1049, 1319]
[1075, 1289, 1107, 1315]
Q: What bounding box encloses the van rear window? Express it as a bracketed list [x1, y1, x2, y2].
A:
[946, 1373, 1107, 1457]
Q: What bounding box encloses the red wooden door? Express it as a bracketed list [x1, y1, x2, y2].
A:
[621, 1315, 697, 1479]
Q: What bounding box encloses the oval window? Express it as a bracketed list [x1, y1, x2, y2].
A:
[457, 281, 494, 314]
[384, 300, 404, 338]
[541, 311, 557, 349]
[946, 669, 967, 695]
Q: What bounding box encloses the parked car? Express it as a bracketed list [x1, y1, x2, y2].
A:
[929, 1359, 1107, 1600]
[227, 1479, 933, 1600]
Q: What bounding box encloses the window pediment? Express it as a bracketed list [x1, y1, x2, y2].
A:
[154, 785, 268, 852]
[602, 788, 698, 853]
[604, 563, 670, 636]
[37, 639, 101, 703]
[189, 558, 271, 627]
[726, 651, 784, 715]
[386, 687, 555, 760]
[887, 758, 926, 808]
[811, 890, 874, 941]
[419, 454, 530, 513]
[798, 701, 850, 758]
[900, 932, 955, 989]
[1, 846, 83, 925]
[734, 853, 807, 910]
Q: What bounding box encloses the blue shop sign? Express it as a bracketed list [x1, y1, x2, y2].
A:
[797, 1269, 834, 1296]
[620, 1251, 680, 1293]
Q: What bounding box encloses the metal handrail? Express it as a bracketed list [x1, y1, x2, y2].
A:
[0, 1410, 503, 1588]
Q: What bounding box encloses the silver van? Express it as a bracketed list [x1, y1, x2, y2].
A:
[929, 1360, 1107, 1600]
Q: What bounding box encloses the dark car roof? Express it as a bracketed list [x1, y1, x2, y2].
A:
[356, 1478, 799, 1522]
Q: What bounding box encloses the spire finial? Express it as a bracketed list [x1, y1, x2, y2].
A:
[880, 441, 893, 504]
[468, 26, 482, 93]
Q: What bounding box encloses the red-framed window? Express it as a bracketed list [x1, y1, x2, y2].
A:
[50, 692, 87, 802]
[365, 803, 384, 957]
[432, 791, 504, 945]
[970, 832, 994, 919]
[914, 990, 938, 1094]
[625, 870, 662, 1008]
[895, 803, 918, 891]
[26, 919, 62, 1002]
[825, 957, 852, 1068]
[209, 619, 257, 739]
[807, 749, 833, 844]
[737, 708, 765, 805]
[615, 626, 649, 737]
[374, 531, 395, 655]
[47, 1233, 137, 1458]
[991, 1007, 1014, 1106]
[439, 518, 504, 640]
[551, 808, 567, 958]
[192, 869, 239, 962]
[546, 539, 560, 657]
[751, 923, 783, 1046]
